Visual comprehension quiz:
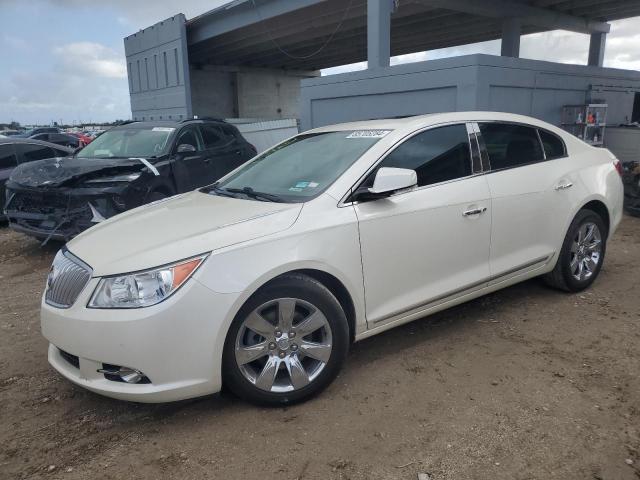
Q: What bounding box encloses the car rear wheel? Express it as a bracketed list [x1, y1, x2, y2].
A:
[222, 274, 349, 406]
[544, 209, 607, 292]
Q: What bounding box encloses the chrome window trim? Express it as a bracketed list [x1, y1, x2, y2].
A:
[339, 121, 479, 207]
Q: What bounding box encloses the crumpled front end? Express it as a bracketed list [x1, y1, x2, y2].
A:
[4, 184, 128, 242]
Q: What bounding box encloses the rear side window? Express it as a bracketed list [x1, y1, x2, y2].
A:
[221, 125, 241, 142]
[479, 123, 544, 170]
[16, 144, 56, 163]
[199, 125, 226, 149]
[0, 144, 17, 169]
[376, 124, 472, 187]
[538, 129, 566, 159]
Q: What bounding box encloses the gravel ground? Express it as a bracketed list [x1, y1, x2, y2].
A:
[1, 215, 639, 480]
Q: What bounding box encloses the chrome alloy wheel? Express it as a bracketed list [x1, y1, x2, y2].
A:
[234, 298, 333, 393]
[570, 221, 602, 281]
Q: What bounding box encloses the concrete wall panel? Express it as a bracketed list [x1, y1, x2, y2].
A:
[124, 15, 192, 121]
[300, 54, 640, 131]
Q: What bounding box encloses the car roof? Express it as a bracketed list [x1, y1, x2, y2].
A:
[0, 137, 74, 151]
[307, 111, 564, 134]
[113, 118, 228, 130]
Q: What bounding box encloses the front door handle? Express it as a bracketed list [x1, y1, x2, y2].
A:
[555, 181, 573, 190]
[463, 207, 487, 216]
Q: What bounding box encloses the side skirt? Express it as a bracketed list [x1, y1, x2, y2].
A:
[355, 255, 553, 342]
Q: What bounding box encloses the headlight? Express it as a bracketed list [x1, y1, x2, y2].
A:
[88, 254, 208, 309]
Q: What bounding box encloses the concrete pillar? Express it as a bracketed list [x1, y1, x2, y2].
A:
[588, 32, 606, 67]
[367, 0, 392, 69]
[501, 18, 521, 57]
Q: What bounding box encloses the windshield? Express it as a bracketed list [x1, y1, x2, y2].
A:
[212, 130, 388, 202]
[77, 127, 174, 159]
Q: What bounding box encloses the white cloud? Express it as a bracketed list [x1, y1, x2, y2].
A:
[52, 42, 127, 79]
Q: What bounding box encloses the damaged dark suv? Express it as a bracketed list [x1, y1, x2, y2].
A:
[4, 119, 257, 242]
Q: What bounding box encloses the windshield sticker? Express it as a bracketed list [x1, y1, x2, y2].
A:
[346, 130, 391, 139]
[308, 182, 319, 188]
[295, 181, 310, 188]
[289, 187, 303, 192]
[152, 127, 175, 132]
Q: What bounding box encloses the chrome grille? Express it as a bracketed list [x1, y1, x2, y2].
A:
[45, 250, 92, 308]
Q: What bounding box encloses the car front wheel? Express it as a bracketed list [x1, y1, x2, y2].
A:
[222, 274, 349, 406]
[544, 209, 607, 292]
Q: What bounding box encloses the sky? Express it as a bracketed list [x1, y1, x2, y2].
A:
[0, 0, 639, 126]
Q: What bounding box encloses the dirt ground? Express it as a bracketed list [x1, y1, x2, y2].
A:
[1, 216, 639, 480]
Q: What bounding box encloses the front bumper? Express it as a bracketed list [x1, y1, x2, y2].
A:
[5, 186, 127, 241]
[41, 276, 240, 403]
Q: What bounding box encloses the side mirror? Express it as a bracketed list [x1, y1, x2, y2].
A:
[368, 167, 417, 195]
[177, 144, 197, 154]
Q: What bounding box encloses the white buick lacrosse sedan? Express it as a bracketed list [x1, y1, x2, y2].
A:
[42, 112, 624, 405]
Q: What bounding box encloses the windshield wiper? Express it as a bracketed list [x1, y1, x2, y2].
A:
[223, 186, 285, 203]
[208, 185, 237, 198]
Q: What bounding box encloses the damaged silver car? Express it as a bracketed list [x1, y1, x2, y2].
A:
[4, 118, 257, 242]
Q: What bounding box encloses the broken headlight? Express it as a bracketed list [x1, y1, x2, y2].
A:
[83, 173, 141, 184]
[88, 254, 208, 309]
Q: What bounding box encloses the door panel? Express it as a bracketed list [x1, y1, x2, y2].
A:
[479, 123, 576, 277]
[355, 176, 492, 324]
[173, 126, 211, 190]
[199, 124, 247, 181]
[0, 144, 18, 204]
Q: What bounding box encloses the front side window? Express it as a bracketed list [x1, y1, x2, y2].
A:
[371, 124, 472, 188]
[17, 144, 56, 162]
[538, 129, 566, 159]
[213, 131, 386, 202]
[77, 127, 173, 159]
[175, 127, 202, 151]
[479, 123, 543, 170]
[0, 144, 17, 169]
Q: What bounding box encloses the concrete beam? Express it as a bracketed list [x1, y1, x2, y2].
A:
[188, 0, 329, 45]
[588, 32, 607, 67]
[415, 0, 611, 34]
[367, 0, 392, 69]
[501, 17, 520, 57]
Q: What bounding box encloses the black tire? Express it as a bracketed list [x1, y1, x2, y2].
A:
[544, 209, 607, 292]
[222, 273, 349, 406]
[146, 191, 167, 203]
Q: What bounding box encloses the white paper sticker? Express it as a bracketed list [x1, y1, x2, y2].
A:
[152, 127, 175, 132]
[346, 130, 391, 139]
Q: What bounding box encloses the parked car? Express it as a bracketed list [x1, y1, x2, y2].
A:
[622, 159, 640, 215]
[69, 132, 93, 146]
[1, 139, 73, 220]
[1, 130, 23, 137]
[30, 132, 80, 149]
[40, 112, 623, 405]
[5, 119, 257, 241]
[15, 127, 60, 138]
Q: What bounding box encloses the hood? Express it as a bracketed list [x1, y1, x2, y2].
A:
[67, 190, 303, 276]
[9, 156, 150, 188]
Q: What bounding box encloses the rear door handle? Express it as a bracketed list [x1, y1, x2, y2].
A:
[555, 181, 573, 190]
[463, 207, 487, 216]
